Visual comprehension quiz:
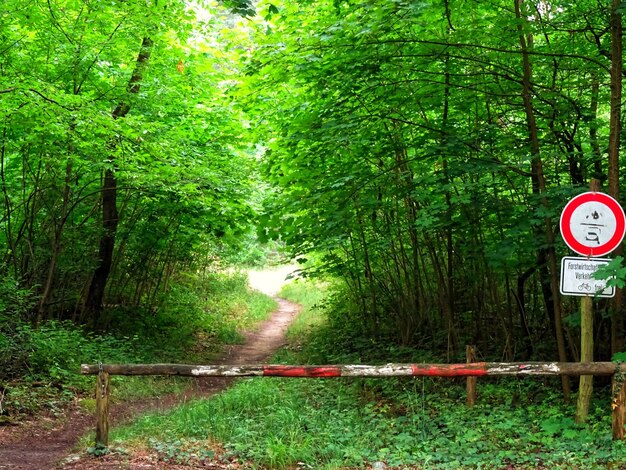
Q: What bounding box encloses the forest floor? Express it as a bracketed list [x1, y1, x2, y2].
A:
[0, 266, 300, 470]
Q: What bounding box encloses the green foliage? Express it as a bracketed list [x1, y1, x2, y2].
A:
[148, 438, 216, 466]
[23, 321, 136, 388]
[113, 375, 626, 469]
[0, 276, 36, 322]
[0, 270, 276, 417]
[280, 278, 327, 307]
[278, 276, 430, 364]
[105, 277, 626, 469]
[242, 0, 622, 357]
[282, 279, 445, 364]
[221, 234, 287, 267]
[95, 270, 276, 360]
[87, 443, 112, 458]
[594, 256, 626, 289]
[0, 319, 148, 415]
[279, 278, 330, 341]
[2, 0, 626, 464]
[613, 351, 626, 362]
[0, 0, 262, 330]
[0, 276, 37, 378]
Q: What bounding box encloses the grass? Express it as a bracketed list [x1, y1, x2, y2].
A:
[280, 278, 329, 341]
[0, 269, 277, 419]
[110, 375, 626, 469]
[91, 277, 626, 469]
[106, 270, 276, 402]
[237, 289, 278, 330]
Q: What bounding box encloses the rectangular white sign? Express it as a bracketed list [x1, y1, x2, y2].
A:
[560, 256, 615, 298]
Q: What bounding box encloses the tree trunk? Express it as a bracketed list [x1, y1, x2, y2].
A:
[82, 36, 153, 327]
[83, 168, 118, 327]
[37, 155, 73, 323]
[515, 266, 536, 358]
[0, 124, 18, 277]
[609, 0, 624, 355]
[589, 73, 603, 180]
[442, 54, 456, 355]
[513, 0, 570, 400]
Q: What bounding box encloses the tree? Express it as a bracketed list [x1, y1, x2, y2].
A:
[1, 0, 257, 328]
[248, 0, 622, 366]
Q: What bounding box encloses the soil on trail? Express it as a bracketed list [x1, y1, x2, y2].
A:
[0, 268, 300, 470]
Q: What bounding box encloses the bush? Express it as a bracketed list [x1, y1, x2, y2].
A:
[0, 268, 278, 418]
[22, 321, 142, 389]
[0, 276, 36, 380]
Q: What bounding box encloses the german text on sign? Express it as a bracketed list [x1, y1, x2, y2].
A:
[560, 256, 615, 298]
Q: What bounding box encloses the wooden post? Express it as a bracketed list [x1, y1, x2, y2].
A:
[576, 296, 594, 423]
[575, 178, 600, 423]
[613, 372, 626, 440]
[466, 345, 477, 407]
[95, 371, 110, 448]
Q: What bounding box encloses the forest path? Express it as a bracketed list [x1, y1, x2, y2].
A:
[0, 266, 300, 470]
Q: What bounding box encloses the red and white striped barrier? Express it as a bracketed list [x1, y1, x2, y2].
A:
[81, 362, 626, 377]
[81, 361, 626, 446]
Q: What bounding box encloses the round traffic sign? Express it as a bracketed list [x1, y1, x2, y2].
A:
[560, 192, 626, 257]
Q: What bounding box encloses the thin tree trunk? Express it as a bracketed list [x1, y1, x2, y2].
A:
[0, 124, 17, 276]
[515, 266, 536, 358]
[425, 235, 458, 357]
[356, 209, 378, 334]
[83, 37, 153, 328]
[443, 0, 456, 356]
[513, 0, 570, 399]
[37, 154, 73, 322]
[609, 0, 624, 355]
[442, 54, 456, 349]
[589, 73, 603, 179]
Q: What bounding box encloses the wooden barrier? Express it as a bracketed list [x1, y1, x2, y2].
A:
[81, 361, 626, 377]
[466, 345, 477, 407]
[95, 371, 109, 447]
[81, 361, 626, 446]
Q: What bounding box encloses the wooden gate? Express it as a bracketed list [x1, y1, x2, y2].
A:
[82, 360, 626, 447]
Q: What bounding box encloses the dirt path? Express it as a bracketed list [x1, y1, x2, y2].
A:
[0, 270, 299, 470]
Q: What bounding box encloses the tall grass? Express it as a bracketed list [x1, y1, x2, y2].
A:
[280, 278, 329, 340]
[1, 270, 277, 418]
[112, 374, 626, 469]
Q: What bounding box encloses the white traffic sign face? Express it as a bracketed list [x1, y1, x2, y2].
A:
[560, 192, 626, 257]
[560, 256, 615, 298]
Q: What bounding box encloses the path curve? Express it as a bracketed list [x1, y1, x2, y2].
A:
[0, 294, 300, 470]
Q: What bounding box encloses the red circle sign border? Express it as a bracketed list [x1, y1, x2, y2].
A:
[560, 191, 626, 257]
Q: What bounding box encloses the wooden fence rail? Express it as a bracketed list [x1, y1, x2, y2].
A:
[81, 361, 626, 447]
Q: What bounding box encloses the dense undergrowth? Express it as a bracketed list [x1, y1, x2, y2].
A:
[118, 376, 626, 469]
[0, 270, 276, 419]
[111, 279, 626, 469]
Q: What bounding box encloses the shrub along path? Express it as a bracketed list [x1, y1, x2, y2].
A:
[0, 274, 300, 469]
